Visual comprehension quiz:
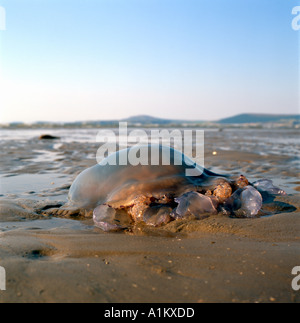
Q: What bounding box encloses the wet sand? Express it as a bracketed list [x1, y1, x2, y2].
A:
[0, 128, 299, 303]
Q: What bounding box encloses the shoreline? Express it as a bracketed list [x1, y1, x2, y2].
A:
[0, 128, 299, 303]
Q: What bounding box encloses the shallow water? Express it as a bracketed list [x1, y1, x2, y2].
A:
[0, 128, 299, 232]
[0, 173, 70, 200]
[0, 217, 93, 233]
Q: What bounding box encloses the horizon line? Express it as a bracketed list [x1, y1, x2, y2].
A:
[1, 112, 300, 125]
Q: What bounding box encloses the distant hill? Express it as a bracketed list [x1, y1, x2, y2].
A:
[1, 113, 299, 129]
[218, 113, 300, 124]
[122, 115, 195, 125]
[119, 113, 300, 125]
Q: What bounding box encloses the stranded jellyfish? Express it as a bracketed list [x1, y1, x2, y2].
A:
[45, 145, 286, 231]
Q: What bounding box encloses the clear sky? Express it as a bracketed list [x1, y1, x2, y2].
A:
[0, 0, 299, 123]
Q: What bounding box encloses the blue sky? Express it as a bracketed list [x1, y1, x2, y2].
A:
[0, 0, 299, 123]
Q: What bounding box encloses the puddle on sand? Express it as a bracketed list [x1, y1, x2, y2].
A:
[30, 150, 63, 163]
[0, 217, 94, 233]
[0, 173, 71, 200]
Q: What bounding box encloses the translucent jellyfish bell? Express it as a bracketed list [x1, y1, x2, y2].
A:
[171, 191, 218, 219]
[253, 179, 287, 196]
[93, 205, 132, 232]
[224, 186, 263, 218]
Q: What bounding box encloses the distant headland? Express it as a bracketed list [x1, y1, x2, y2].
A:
[1, 113, 299, 129]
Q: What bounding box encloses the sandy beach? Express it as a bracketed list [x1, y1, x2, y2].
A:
[0, 128, 299, 303]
